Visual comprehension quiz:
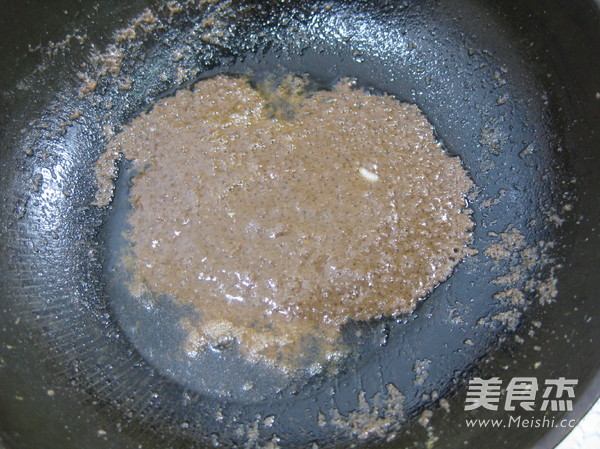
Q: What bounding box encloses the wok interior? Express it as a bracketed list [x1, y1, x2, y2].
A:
[0, 1, 598, 448]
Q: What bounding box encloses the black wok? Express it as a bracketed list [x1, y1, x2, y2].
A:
[0, 0, 599, 448]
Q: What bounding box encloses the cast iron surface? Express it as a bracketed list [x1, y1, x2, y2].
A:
[0, 0, 598, 448]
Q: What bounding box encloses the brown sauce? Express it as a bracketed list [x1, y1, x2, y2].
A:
[100, 75, 474, 372]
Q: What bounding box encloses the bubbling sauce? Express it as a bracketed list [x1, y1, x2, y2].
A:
[102, 75, 474, 372]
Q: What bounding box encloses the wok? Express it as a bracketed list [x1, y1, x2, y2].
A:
[0, 0, 599, 448]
